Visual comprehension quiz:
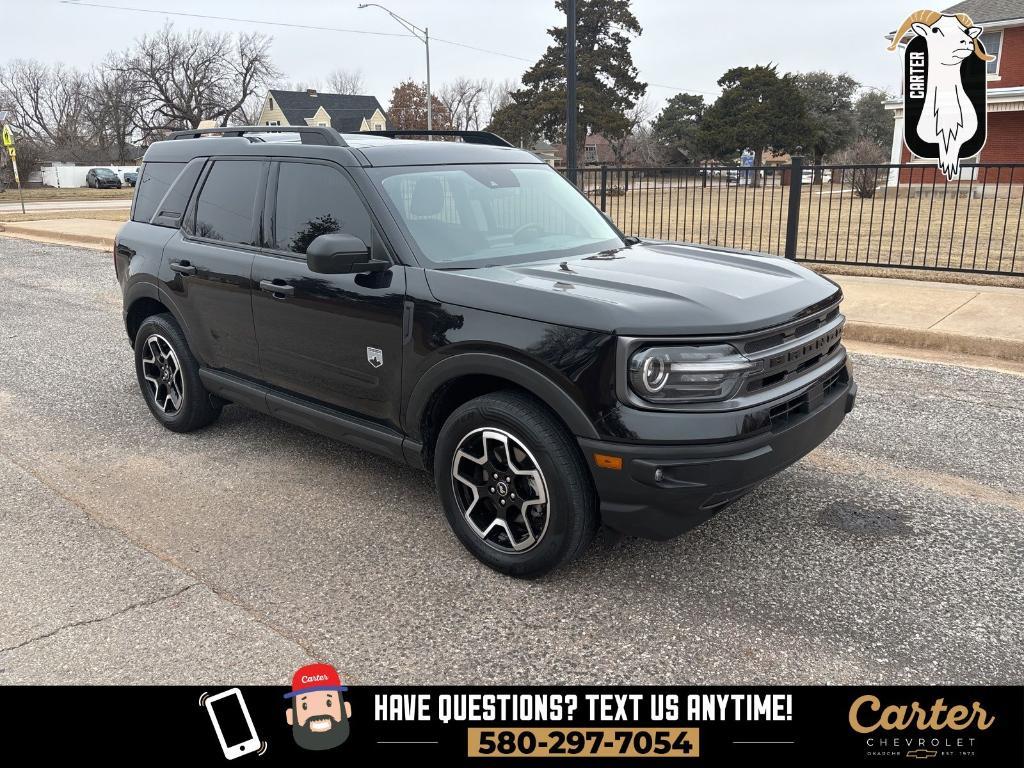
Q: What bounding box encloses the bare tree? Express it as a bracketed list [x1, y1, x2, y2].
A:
[438, 78, 489, 131]
[834, 138, 888, 198]
[274, 78, 322, 92]
[486, 78, 518, 122]
[232, 92, 267, 126]
[87, 53, 145, 163]
[118, 23, 279, 133]
[326, 69, 365, 95]
[0, 59, 93, 157]
[608, 95, 655, 165]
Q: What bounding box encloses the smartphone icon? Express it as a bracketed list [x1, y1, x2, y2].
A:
[205, 688, 262, 760]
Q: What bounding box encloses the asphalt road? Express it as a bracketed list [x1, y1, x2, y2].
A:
[1, 237, 1022, 685]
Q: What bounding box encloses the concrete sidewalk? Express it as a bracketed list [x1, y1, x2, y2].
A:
[2, 218, 1023, 362]
[0, 217, 122, 249]
[835, 274, 1024, 362]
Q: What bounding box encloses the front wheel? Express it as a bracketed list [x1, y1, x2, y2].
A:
[434, 391, 598, 578]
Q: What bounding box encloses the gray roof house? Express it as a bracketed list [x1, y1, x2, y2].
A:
[257, 89, 387, 132]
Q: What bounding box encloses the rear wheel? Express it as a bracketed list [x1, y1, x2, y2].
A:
[434, 391, 597, 578]
[134, 313, 221, 433]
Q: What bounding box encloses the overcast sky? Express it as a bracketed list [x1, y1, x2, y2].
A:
[0, 0, 925, 110]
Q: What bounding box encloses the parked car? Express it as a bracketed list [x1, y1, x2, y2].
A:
[86, 167, 122, 189]
[115, 126, 856, 577]
[802, 169, 833, 184]
[123, 170, 139, 187]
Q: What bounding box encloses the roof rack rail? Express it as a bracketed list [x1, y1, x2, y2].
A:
[167, 125, 348, 147]
[361, 129, 513, 148]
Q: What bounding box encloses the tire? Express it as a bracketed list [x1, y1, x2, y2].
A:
[134, 313, 221, 433]
[434, 390, 598, 578]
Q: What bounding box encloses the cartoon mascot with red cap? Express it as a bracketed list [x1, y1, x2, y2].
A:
[284, 663, 351, 751]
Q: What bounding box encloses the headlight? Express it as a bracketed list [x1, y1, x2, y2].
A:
[627, 344, 762, 403]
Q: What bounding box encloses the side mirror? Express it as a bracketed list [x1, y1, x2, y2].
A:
[306, 233, 388, 274]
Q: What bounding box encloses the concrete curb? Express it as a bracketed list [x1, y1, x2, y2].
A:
[0, 228, 112, 251]
[845, 321, 1024, 363]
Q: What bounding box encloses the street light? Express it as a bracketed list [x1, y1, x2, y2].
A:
[358, 3, 432, 132]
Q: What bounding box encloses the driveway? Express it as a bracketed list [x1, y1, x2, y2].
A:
[1, 237, 1021, 685]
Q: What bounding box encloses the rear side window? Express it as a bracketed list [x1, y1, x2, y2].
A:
[273, 162, 371, 254]
[150, 157, 205, 227]
[132, 162, 185, 223]
[193, 160, 262, 246]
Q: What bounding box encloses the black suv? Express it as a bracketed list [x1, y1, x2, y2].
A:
[86, 167, 123, 189]
[115, 126, 856, 577]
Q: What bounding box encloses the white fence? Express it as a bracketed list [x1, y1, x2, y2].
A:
[40, 164, 139, 188]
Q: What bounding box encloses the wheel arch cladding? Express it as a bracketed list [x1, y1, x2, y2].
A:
[124, 285, 199, 361]
[125, 294, 170, 343]
[407, 353, 600, 455]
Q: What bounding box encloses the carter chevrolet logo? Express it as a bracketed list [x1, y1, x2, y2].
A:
[367, 347, 383, 368]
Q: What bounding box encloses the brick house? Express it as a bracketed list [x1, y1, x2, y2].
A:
[257, 89, 387, 133]
[541, 134, 617, 168]
[886, 0, 1024, 182]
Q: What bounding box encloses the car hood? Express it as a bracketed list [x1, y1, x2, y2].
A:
[423, 241, 842, 336]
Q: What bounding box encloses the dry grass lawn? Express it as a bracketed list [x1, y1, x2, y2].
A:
[582, 178, 1024, 276]
[0, 209, 129, 224]
[0, 186, 133, 202]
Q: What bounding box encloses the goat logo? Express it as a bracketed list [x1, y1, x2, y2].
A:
[889, 10, 993, 179]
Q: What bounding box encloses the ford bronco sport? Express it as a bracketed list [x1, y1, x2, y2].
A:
[115, 126, 857, 577]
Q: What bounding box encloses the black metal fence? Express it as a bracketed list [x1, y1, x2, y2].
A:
[562, 159, 1024, 277]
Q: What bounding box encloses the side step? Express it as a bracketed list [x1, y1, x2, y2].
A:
[199, 369, 422, 467]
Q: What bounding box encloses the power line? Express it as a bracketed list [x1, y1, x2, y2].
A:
[59, 1, 716, 95]
[648, 82, 719, 96]
[59, 1, 415, 38]
[59, 1, 528, 60]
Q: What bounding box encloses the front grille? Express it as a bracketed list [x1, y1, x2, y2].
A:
[739, 307, 840, 355]
[745, 324, 843, 393]
[743, 306, 844, 395]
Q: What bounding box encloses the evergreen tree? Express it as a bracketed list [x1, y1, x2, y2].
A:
[853, 90, 894, 151]
[652, 93, 707, 165]
[793, 71, 858, 181]
[697, 64, 808, 181]
[504, 0, 646, 163]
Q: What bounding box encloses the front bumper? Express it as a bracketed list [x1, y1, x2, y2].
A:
[579, 367, 857, 540]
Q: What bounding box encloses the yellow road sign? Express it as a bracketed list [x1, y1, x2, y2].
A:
[1, 124, 13, 147]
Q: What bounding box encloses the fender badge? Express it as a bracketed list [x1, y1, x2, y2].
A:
[367, 347, 383, 368]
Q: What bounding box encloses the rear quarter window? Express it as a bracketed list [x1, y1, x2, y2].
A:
[132, 162, 187, 223]
[192, 160, 263, 246]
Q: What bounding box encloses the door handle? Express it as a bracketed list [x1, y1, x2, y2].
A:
[260, 279, 294, 297]
[169, 260, 197, 276]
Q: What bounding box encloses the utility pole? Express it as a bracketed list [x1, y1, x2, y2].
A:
[565, 0, 578, 182]
[425, 25, 431, 132]
[359, 3, 432, 133]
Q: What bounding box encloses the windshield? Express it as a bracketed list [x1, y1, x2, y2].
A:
[94, 168, 116, 177]
[370, 164, 624, 268]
